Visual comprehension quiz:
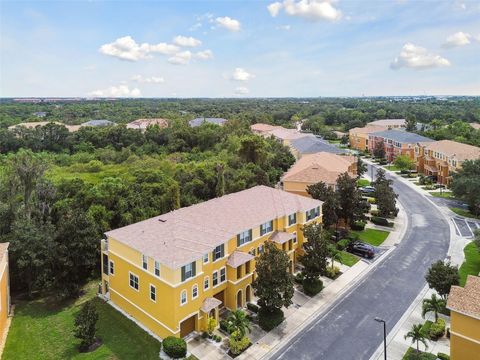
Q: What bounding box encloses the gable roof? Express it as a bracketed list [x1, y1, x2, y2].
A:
[291, 136, 347, 155]
[368, 119, 406, 127]
[424, 140, 480, 162]
[370, 129, 433, 144]
[189, 117, 227, 127]
[349, 125, 387, 136]
[269, 127, 311, 141]
[447, 275, 480, 319]
[106, 185, 322, 269]
[127, 118, 169, 129]
[250, 123, 280, 133]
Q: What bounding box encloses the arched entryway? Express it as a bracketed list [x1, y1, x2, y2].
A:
[236, 290, 243, 309]
[245, 285, 251, 303]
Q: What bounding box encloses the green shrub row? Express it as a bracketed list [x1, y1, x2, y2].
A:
[258, 308, 284, 331]
[371, 216, 392, 227]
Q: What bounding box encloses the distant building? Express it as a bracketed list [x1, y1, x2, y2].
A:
[188, 117, 227, 127]
[447, 275, 480, 360]
[469, 123, 480, 130]
[333, 131, 346, 139]
[0, 243, 11, 341]
[81, 119, 116, 127]
[349, 125, 387, 151]
[33, 111, 47, 118]
[127, 118, 169, 131]
[282, 152, 357, 197]
[368, 129, 433, 162]
[290, 136, 347, 159]
[367, 119, 406, 129]
[8, 121, 82, 132]
[250, 123, 280, 135]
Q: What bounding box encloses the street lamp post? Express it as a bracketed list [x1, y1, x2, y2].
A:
[374, 317, 387, 360]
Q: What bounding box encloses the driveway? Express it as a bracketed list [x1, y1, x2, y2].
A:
[272, 164, 451, 360]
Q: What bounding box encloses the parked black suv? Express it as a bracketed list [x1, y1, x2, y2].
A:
[347, 242, 375, 259]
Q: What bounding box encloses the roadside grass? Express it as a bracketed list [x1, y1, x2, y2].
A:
[450, 207, 480, 219]
[458, 242, 480, 287]
[3, 281, 161, 360]
[428, 192, 458, 200]
[384, 165, 401, 172]
[339, 251, 360, 267]
[357, 179, 371, 187]
[351, 228, 390, 246]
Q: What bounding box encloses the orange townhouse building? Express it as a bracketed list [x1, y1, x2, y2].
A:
[348, 125, 387, 151]
[368, 129, 434, 162]
[414, 140, 480, 185]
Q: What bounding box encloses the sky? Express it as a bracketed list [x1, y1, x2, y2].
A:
[1, 0, 479, 98]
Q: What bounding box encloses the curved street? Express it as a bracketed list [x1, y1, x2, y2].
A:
[274, 164, 451, 360]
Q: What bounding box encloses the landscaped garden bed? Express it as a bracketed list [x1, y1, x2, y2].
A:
[402, 347, 438, 360]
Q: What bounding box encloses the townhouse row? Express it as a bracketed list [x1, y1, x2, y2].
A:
[100, 185, 322, 339]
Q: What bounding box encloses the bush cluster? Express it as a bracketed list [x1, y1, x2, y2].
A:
[437, 352, 450, 360]
[162, 336, 187, 359]
[429, 318, 446, 340]
[371, 216, 392, 227]
[351, 221, 366, 231]
[258, 307, 284, 331]
[324, 266, 341, 279]
[302, 278, 323, 296]
[294, 272, 305, 284]
[246, 302, 259, 313]
[229, 333, 250, 356]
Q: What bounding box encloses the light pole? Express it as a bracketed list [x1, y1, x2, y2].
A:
[374, 317, 387, 360]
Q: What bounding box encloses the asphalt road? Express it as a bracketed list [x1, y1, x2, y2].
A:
[274, 164, 451, 360]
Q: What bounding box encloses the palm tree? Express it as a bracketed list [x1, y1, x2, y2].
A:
[227, 310, 251, 339]
[404, 324, 429, 352]
[422, 294, 446, 322]
[329, 248, 343, 270]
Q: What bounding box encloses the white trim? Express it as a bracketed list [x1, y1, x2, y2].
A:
[192, 284, 199, 299]
[109, 288, 179, 334]
[178, 310, 200, 325]
[450, 330, 480, 345]
[180, 289, 188, 306]
[129, 271, 139, 292]
[149, 284, 156, 303]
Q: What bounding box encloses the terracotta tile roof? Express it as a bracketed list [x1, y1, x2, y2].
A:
[270, 231, 295, 244]
[250, 123, 280, 133]
[227, 251, 255, 268]
[349, 125, 387, 135]
[447, 275, 480, 319]
[282, 152, 356, 184]
[200, 297, 223, 313]
[424, 140, 480, 162]
[106, 186, 322, 269]
[0, 242, 9, 263]
[367, 119, 406, 127]
[127, 118, 169, 129]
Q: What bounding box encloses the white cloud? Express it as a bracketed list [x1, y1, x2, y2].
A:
[267, 0, 342, 21]
[391, 43, 451, 70]
[215, 16, 241, 32]
[195, 49, 214, 60]
[89, 85, 141, 97]
[168, 51, 192, 65]
[99, 36, 179, 61]
[231, 68, 254, 81]
[173, 35, 202, 47]
[443, 31, 472, 48]
[131, 75, 165, 84]
[234, 86, 249, 95]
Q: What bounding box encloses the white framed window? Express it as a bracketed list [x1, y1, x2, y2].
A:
[213, 271, 218, 287]
[220, 267, 226, 283]
[288, 213, 296, 226]
[293, 232, 297, 244]
[181, 262, 196, 282]
[192, 284, 198, 299]
[204, 276, 210, 290]
[129, 272, 139, 291]
[142, 255, 148, 270]
[180, 290, 187, 305]
[212, 244, 225, 261]
[237, 229, 252, 246]
[203, 253, 209, 264]
[109, 260, 115, 275]
[260, 220, 273, 236]
[150, 284, 156, 302]
[154, 261, 160, 277]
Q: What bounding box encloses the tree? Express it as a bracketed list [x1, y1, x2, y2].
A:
[299, 224, 329, 281]
[336, 172, 364, 227]
[404, 324, 428, 352]
[406, 114, 417, 132]
[74, 300, 99, 352]
[425, 260, 459, 300]
[340, 134, 349, 145]
[373, 140, 385, 159]
[474, 229, 480, 250]
[215, 163, 225, 197]
[356, 157, 367, 178]
[227, 310, 251, 340]
[422, 293, 446, 322]
[252, 241, 294, 312]
[306, 182, 339, 228]
[451, 159, 480, 216]
[306, 181, 331, 201]
[207, 316, 217, 336]
[328, 246, 343, 270]
[373, 169, 398, 217]
[394, 155, 415, 172]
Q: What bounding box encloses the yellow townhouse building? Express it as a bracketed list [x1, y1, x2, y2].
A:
[100, 185, 322, 339]
[0, 243, 11, 341]
[447, 275, 480, 360]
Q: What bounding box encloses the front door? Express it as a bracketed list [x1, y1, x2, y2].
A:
[214, 290, 224, 308]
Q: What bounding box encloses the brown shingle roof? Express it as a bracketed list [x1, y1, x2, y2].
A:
[447, 275, 480, 319]
[106, 186, 322, 269]
[424, 140, 480, 162]
[349, 125, 387, 135]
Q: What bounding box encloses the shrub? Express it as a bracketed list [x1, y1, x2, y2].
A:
[163, 336, 187, 359]
[324, 266, 341, 279]
[370, 209, 379, 216]
[258, 307, 284, 331]
[351, 221, 366, 231]
[246, 302, 259, 313]
[302, 278, 323, 296]
[294, 272, 305, 284]
[85, 160, 103, 172]
[402, 347, 437, 360]
[437, 353, 450, 360]
[74, 300, 99, 352]
[367, 197, 377, 204]
[336, 238, 351, 251]
[379, 159, 387, 165]
[219, 320, 231, 334]
[229, 333, 250, 355]
[214, 335, 222, 342]
[201, 332, 208, 339]
[429, 318, 445, 340]
[207, 316, 217, 336]
[371, 216, 392, 227]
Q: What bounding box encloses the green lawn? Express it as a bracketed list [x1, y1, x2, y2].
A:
[357, 179, 371, 187]
[429, 192, 458, 200]
[450, 207, 479, 219]
[402, 347, 437, 360]
[458, 242, 480, 287]
[384, 165, 401, 171]
[351, 228, 390, 246]
[3, 282, 161, 360]
[339, 251, 360, 267]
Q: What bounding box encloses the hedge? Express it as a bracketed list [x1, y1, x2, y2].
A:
[258, 308, 284, 331]
[437, 353, 450, 360]
[302, 278, 323, 296]
[163, 336, 187, 359]
[371, 216, 392, 227]
[246, 302, 259, 313]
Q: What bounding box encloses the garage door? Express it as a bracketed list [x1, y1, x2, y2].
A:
[180, 315, 196, 338]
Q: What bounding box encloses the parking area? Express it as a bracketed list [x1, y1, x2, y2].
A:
[452, 217, 480, 238]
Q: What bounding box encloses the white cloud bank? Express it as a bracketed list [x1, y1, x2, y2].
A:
[215, 16, 241, 31]
[173, 35, 202, 47]
[168, 51, 192, 65]
[195, 49, 214, 60]
[443, 31, 472, 48]
[268, 0, 342, 21]
[231, 68, 254, 81]
[234, 86, 249, 95]
[131, 75, 165, 84]
[99, 36, 179, 61]
[391, 43, 450, 70]
[89, 85, 141, 97]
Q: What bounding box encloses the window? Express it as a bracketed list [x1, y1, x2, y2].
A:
[109, 260, 115, 275]
[181, 262, 196, 282]
[315, 206, 320, 217]
[154, 261, 160, 277]
[203, 253, 209, 264]
[288, 213, 296, 226]
[192, 284, 198, 299]
[204, 276, 209, 290]
[293, 232, 297, 244]
[306, 207, 320, 221]
[246, 261, 251, 274]
[237, 229, 252, 246]
[212, 244, 225, 261]
[129, 273, 139, 291]
[260, 220, 273, 236]
[258, 244, 264, 254]
[103, 254, 109, 275]
[220, 268, 226, 283]
[213, 271, 218, 286]
[180, 290, 187, 305]
[237, 267, 242, 279]
[150, 284, 156, 302]
[142, 255, 148, 270]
